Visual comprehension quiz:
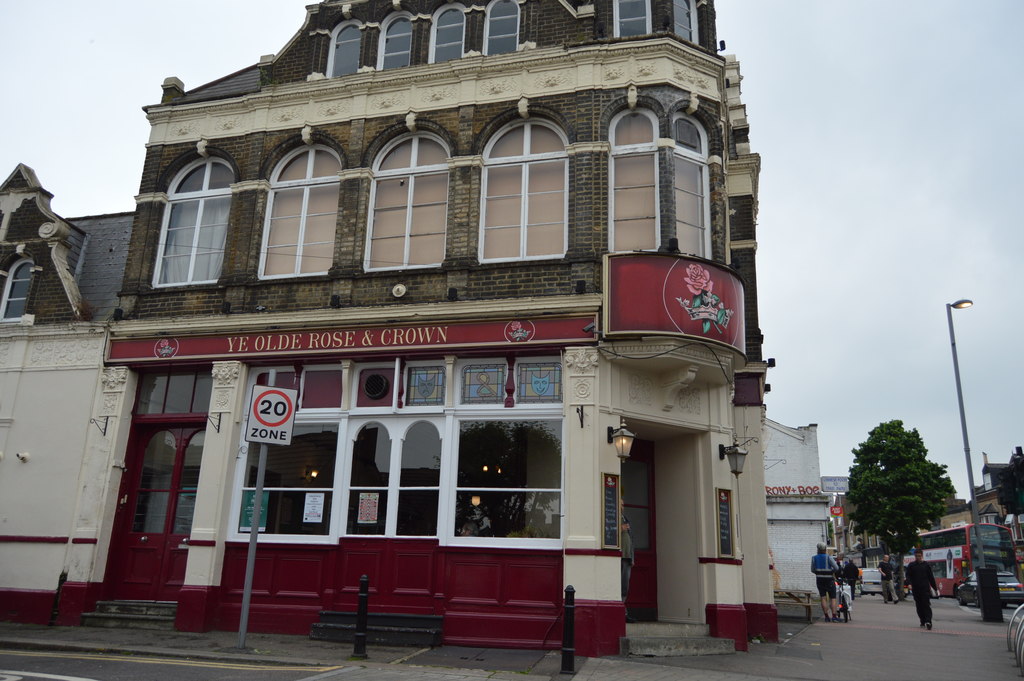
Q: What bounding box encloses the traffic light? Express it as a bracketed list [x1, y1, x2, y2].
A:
[998, 461, 1019, 515]
[1013, 447, 1024, 514]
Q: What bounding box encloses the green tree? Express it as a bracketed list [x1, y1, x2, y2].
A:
[847, 420, 955, 557]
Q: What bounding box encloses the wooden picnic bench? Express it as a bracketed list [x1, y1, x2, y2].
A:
[773, 589, 815, 622]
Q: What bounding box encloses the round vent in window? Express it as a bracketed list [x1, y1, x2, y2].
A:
[364, 373, 390, 400]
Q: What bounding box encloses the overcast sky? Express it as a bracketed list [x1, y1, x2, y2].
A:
[2, 2, 1020, 499]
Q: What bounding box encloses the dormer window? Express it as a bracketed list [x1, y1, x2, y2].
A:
[380, 15, 413, 70]
[1, 258, 33, 321]
[329, 23, 362, 77]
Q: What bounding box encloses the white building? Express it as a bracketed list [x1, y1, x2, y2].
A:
[763, 420, 829, 591]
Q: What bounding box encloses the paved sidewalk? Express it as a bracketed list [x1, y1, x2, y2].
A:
[0, 596, 1019, 680]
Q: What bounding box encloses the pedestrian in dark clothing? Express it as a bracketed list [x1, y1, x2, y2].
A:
[905, 548, 939, 629]
[878, 555, 897, 603]
[843, 560, 860, 600]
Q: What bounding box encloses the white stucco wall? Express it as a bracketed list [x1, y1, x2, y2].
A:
[0, 329, 106, 591]
[762, 419, 829, 592]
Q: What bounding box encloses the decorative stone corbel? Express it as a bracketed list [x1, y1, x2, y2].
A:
[685, 95, 699, 115]
[342, 4, 352, 19]
[302, 124, 314, 145]
[196, 138, 209, 158]
[661, 364, 699, 411]
[406, 111, 417, 132]
[392, 0, 401, 9]
[518, 96, 530, 119]
[627, 84, 638, 110]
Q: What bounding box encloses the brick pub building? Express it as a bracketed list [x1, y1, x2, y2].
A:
[2, 0, 773, 655]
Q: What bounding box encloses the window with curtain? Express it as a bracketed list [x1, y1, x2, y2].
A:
[455, 420, 562, 539]
[329, 23, 361, 76]
[481, 122, 567, 261]
[1, 259, 33, 321]
[673, 0, 695, 41]
[616, 0, 650, 37]
[380, 15, 413, 69]
[432, 5, 465, 63]
[672, 116, 708, 256]
[610, 110, 659, 252]
[367, 136, 449, 270]
[485, 0, 519, 55]
[154, 159, 233, 286]
[261, 147, 341, 278]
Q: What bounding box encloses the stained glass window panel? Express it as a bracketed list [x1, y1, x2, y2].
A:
[462, 364, 506, 404]
[518, 363, 562, 403]
[406, 366, 445, 406]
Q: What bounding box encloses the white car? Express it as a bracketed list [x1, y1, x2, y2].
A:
[860, 568, 883, 596]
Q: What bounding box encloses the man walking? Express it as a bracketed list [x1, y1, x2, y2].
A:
[879, 554, 898, 603]
[811, 543, 840, 622]
[843, 558, 860, 601]
[905, 548, 940, 629]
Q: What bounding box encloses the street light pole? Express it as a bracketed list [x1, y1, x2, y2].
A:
[946, 299, 984, 569]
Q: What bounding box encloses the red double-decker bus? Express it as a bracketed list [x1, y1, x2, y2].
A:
[915, 524, 1016, 597]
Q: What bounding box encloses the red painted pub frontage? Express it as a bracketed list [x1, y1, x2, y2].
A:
[3, 0, 774, 657]
[48, 254, 775, 655]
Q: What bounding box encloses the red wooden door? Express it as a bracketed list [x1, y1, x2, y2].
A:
[622, 439, 657, 620]
[107, 427, 204, 601]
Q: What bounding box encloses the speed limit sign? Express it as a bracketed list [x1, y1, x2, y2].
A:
[246, 385, 298, 445]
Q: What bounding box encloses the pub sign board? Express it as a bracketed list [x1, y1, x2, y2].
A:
[603, 253, 746, 355]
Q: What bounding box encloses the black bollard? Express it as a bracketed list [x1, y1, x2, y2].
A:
[353, 574, 369, 659]
[560, 585, 575, 674]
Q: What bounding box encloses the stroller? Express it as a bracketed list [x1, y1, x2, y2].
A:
[835, 578, 853, 622]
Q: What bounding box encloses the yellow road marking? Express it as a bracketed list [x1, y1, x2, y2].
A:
[0, 649, 344, 672]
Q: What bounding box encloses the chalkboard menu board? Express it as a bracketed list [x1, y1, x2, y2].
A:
[717, 488, 733, 557]
[603, 474, 620, 549]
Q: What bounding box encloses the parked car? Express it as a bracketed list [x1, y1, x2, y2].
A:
[860, 568, 883, 596]
[956, 571, 1024, 607]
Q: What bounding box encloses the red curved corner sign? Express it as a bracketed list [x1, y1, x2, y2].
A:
[604, 253, 746, 355]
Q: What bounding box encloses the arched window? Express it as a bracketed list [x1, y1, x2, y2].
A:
[672, 116, 709, 256]
[261, 147, 341, 278]
[2, 258, 33, 321]
[673, 0, 696, 42]
[154, 158, 233, 286]
[379, 15, 413, 70]
[329, 23, 362, 77]
[431, 5, 465, 63]
[484, 0, 519, 55]
[615, 0, 650, 38]
[481, 122, 567, 261]
[610, 110, 659, 252]
[367, 136, 449, 270]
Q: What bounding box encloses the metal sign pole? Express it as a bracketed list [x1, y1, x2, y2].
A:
[237, 369, 275, 650]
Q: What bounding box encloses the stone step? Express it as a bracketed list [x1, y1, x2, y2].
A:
[91, 600, 178, 617]
[311, 611, 443, 647]
[621, 634, 736, 656]
[80, 601, 177, 631]
[620, 621, 735, 657]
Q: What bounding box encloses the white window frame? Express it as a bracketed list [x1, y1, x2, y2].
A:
[480, 121, 568, 263]
[609, 109, 660, 253]
[484, 0, 520, 56]
[365, 135, 450, 271]
[153, 158, 233, 288]
[614, 0, 651, 38]
[328, 21, 362, 77]
[673, 0, 697, 42]
[227, 357, 563, 547]
[671, 114, 710, 257]
[378, 13, 414, 70]
[1, 258, 33, 321]
[259, 146, 341, 279]
[430, 4, 466, 63]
